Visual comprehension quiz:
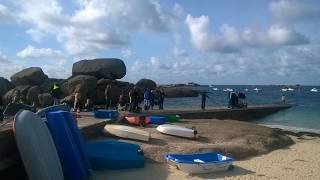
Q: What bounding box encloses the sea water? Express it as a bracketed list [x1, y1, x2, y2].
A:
[163, 85, 320, 133]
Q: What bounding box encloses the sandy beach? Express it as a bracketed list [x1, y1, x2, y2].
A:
[92, 135, 320, 180]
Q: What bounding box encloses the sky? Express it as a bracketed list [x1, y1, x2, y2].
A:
[0, 0, 320, 85]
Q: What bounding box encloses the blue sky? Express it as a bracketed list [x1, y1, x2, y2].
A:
[0, 0, 320, 85]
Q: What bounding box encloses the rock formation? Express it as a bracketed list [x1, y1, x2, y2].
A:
[72, 58, 126, 79]
[10, 67, 48, 86]
[136, 79, 157, 90]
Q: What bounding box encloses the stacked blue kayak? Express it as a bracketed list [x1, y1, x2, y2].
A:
[94, 109, 119, 119]
[36, 104, 70, 118]
[46, 110, 91, 180]
[45, 110, 145, 176]
[86, 140, 145, 170]
[148, 116, 167, 125]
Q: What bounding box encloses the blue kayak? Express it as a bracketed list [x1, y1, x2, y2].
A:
[36, 104, 70, 118]
[86, 140, 145, 170]
[46, 111, 90, 180]
[165, 152, 234, 174]
[94, 109, 119, 119]
[148, 116, 167, 125]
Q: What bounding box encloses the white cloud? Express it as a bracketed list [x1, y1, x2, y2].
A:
[173, 46, 188, 57]
[26, 29, 46, 42]
[121, 49, 135, 59]
[0, 3, 14, 22]
[185, 14, 309, 53]
[13, 0, 179, 55]
[17, 45, 65, 59]
[270, 0, 320, 23]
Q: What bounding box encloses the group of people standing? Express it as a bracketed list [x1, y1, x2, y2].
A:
[116, 87, 165, 113]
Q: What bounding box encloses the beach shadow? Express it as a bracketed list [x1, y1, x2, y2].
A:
[91, 163, 170, 180]
[197, 136, 210, 143]
[192, 165, 254, 179]
[147, 138, 168, 146]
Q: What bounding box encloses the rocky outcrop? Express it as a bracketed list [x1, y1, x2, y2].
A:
[0, 77, 13, 97]
[10, 67, 48, 86]
[162, 87, 198, 98]
[72, 58, 126, 79]
[65, 75, 97, 95]
[136, 79, 157, 90]
[38, 93, 53, 107]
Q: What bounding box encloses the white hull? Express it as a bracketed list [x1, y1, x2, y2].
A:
[104, 125, 150, 142]
[167, 160, 232, 174]
[311, 88, 318, 92]
[157, 124, 197, 139]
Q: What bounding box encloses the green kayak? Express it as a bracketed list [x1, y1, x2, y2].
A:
[165, 115, 181, 122]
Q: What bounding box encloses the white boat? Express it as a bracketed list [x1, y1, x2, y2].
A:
[156, 124, 198, 139]
[212, 88, 219, 91]
[14, 110, 64, 180]
[287, 88, 295, 91]
[310, 88, 318, 92]
[253, 87, 261, 92]
[223, 88, 233, 92]
[281, 88, 288, 92]
[244, 88, 248, 91]
[165, 152, 234, 174]
[104, 124, 150, 142]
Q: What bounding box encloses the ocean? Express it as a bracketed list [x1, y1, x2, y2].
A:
[164, 85, 320, 133]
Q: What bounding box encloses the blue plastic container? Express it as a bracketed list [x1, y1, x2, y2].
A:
[86, 140, 145, 170]
[149, 116, 167, 125]
[46, 111, 90, 180]
[94, 109, 119, 119]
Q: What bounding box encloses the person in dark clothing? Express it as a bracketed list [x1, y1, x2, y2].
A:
[158, 89, 165, 110]
[228, 92, 238, 108]
[50, 83, 62, 105]
[200, 91, 209, 110]
[105, 84, 112, 109]
[150, 90, 155, 110]
[143, 88, 151, 110]
[129, 87, 139, 112]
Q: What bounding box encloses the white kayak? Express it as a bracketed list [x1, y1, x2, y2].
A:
[156, 124, 198, 139]
[104, 124, 150, 142]
[14, 110, 64, 180]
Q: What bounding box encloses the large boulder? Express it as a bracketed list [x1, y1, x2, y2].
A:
[0, 77, 13, 97]
[162, 87, 198, 98]
[26, 86, 41, 105]
[10, 67, 48, 86]
[136, 79, 157, 90]
[38, 93, 53, 107]
[65, 75, 97, 95]
[72, 58, 126, 79]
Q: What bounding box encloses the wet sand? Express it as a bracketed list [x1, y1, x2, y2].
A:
[92, 135, 320, 180]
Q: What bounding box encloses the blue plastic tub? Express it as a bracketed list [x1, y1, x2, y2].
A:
[94, 109, 119, 119]
[86, 140, 145, 170]
[148, 116, 167, 125]
[166, 152, 233, 164]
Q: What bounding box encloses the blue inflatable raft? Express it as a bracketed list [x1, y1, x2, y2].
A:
[94, 109, 118, 119]
[165, 152, 234, 174]
[86, 140, 145, 170]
